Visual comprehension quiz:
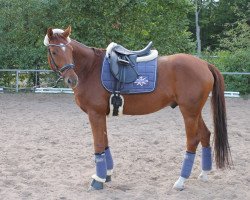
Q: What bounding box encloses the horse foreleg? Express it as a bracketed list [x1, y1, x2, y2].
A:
[197, 117, 212, 182]
[88, 112, 110, 190]
[173, 113, 200, 191]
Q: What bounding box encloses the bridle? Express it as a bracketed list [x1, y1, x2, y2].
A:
[47, 42, 75, 76]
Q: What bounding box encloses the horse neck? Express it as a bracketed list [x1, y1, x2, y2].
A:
[71, 40, 105, 79]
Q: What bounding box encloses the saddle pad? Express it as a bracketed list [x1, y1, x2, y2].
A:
[101, 57, 158, 94]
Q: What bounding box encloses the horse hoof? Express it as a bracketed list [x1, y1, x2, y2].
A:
[106, 175, 111, 182]
[173, 180, 185, 191]
[198, 173, 208, 182]
[173, 177, 185, 191]
[173, 183, 185, 191]
[89, 179, 104, 190]
[198, 171, 208, 182]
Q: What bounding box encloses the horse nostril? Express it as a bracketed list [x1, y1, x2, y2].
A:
[67, 78, 72, 85]
[66, 77, 78, 88]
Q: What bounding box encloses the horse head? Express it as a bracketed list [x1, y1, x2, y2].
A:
[44, 26, 78, 89]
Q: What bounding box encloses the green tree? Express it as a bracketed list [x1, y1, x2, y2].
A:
[188, 0, 250, 51]
[0, 0, 48, 69]
[204, 20, 250, 94]
[0, 0, 195, 70]
[55, 0, 195, 54]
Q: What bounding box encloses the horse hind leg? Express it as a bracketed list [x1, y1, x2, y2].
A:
[197, 116, 212, 182]
[173, 109, 200, 190]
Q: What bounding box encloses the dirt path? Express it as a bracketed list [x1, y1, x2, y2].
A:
[0, 94, 249, 200]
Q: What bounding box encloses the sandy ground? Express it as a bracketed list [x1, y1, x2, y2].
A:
[0, 93, 249, 200]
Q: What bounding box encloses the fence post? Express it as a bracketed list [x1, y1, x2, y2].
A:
[16, 71, 19, 92]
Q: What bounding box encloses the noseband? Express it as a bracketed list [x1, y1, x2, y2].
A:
[47, 42, 75, 75]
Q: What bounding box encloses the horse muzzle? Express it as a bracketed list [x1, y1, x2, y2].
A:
[60, 64, 78, 89]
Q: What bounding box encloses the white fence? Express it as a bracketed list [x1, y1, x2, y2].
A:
[35, 87, 73, 94]
[0, 69, 249, 97]
[0, 69, 53, 92]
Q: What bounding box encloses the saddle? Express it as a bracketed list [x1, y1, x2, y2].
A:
[105, 41, 157, 116]
[108, 42, 153, 83]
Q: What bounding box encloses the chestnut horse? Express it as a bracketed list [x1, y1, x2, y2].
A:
[44, 26, 231, 191]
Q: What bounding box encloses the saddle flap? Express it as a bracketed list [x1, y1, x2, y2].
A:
[110, 51, 138, 83]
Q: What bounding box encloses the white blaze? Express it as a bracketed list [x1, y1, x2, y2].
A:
[60, 43, 66, 52]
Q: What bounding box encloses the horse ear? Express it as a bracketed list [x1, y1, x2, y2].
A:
[47, 27, 53, 39]
[63, 26, 71, 38]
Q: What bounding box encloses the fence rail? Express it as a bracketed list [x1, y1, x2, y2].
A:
[0, 69, 53, 92]
[221, 72, 250, 75]
[35, 87, 73, 94]
[0, 69, 249, 96]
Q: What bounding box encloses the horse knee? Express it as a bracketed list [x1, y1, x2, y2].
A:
[94, 144, 106, 153]
[187, 138, 200, 153]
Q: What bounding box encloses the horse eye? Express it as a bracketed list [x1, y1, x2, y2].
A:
[52, 51, 56, 55]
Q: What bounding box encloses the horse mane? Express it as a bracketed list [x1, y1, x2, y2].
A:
[71, 40, 105, 56]
[92, 47, 105, 56]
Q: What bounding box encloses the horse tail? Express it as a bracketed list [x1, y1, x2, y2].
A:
[208, 64, 232, 169]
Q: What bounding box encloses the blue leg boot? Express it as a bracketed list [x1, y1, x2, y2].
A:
[180, 152, 196, 179]
[202, 147, 212, 171]
[90, 152, 107, 190]
[105, 147, 114, 182]
[198, 147, 212, 181]
[173, 152, 196, 190]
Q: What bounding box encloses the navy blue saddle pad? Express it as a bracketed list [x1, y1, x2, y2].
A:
[101, 57, 158, 94]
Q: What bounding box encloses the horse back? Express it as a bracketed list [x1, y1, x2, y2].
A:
[157, 54, 214, 105]
[158, 53, 214, 85]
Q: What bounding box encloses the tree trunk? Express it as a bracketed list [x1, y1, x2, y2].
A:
[195, 1, 201, 57]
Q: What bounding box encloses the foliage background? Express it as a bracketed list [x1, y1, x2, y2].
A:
[0, 0, 249, 93]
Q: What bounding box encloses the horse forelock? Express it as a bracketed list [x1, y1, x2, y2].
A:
[44, 29, 71, 46]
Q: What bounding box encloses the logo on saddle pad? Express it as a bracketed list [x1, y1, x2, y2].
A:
[134, 76, 149, 86]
